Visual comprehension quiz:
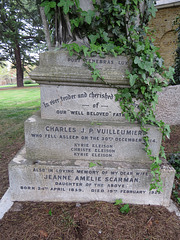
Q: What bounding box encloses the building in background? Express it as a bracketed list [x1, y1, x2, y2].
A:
[149, 0, 180, 68]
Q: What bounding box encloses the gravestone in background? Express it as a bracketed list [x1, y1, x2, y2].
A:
[8, 49, 175, 206]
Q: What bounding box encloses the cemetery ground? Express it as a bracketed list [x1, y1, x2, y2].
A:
[0, 87, 179, 240]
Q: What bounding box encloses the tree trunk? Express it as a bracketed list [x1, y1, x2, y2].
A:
[40, 6, 52, 50]
[14, 42, 24, 87]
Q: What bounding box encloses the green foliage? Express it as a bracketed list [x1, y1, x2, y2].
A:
[42, 0, 175, 192]
[170, 15, 180, 85]
[173, 192, 180, 204]
[114, 199, 123, 205]
[0, 0, 43, 59]
[168, 152, 180, 179]
[0, 0, 45, 86]
[120, 204, 130, 214]
[89, 161, 102, 167]
[57, 0, 74, 15]
[114, 199, 130, 214]
[24, 80, 33, 84]
[0, 62, 8, 74]
[89, 162, 97, 168]
[48, 209, 52, 216]
[168, 152, 180, 204]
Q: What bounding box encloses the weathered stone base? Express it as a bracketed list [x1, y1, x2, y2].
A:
[8, 147, 175, 206]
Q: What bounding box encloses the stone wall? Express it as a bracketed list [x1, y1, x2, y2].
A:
[149, 5, 180, 68]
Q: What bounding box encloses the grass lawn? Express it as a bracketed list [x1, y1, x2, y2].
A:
[0, 83, 39, 88]
[0, 87, 40, 161]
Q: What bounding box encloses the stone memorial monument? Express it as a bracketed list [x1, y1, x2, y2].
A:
[8, 0, 175, 206]
[8, 49, 175, 206]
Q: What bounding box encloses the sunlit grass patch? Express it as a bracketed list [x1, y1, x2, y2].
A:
[0, 87, 40, 153]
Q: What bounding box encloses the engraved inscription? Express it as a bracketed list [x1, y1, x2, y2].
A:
[18, 167, 162, 197]
[67, 57, 128, 66]
[28, 124, 158, 161]
[41, 85, 139, 122]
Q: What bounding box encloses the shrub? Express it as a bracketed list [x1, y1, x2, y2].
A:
[170, 15, 180, 85]
[24, 79, 33, 84]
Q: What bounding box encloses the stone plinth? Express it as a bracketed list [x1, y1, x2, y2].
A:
[9, 147, 175, 206]
[29, 50, 131, 87]
[25, 112, 162, 163]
